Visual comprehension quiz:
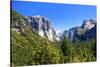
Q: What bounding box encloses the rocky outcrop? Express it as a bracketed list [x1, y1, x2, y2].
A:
[11, 10, 29, 34]
[11, 10, 96, 42]
[82, 19, 96, 30]
[25, 15, 57, 41]
[62, 19, 96, 42]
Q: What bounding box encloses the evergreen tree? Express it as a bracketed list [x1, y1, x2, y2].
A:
[60, 35, 74, 63]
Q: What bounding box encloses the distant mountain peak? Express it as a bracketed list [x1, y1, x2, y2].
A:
[82, 19, 96, 30]
[61, 19, 96, 42]
[25, 15, 57, 41]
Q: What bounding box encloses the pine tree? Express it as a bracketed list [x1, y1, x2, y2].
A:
[61, 35, 71, 55]
[60, 35, 73, 63]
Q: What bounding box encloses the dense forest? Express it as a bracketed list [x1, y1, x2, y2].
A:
[11, 10, 96, 66]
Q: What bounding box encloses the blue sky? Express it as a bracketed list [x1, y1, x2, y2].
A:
[11, 1, 96, 32]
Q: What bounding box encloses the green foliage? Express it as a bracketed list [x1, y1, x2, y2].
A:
[60, 35, 96, 63]
[73, 38, 96, 62]
[11, 29, 62, 66]
[60, 35, 72, 56]
[60, 35, 75, 63]
[11, 10, 96, 66]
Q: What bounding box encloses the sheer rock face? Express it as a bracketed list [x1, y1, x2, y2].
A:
[12, 11, 96, 42]
[63, 27, 76, 41]
[82, 19, 96, 30]
[25, 15, 56, 41]
[62, 19, 96, 42]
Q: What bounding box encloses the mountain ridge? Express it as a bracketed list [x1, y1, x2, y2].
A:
[62, 19, 96, 42]
[25, 15, 57, 41]
[11, 10, 96, 42]
[11, 9, 96, 66]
